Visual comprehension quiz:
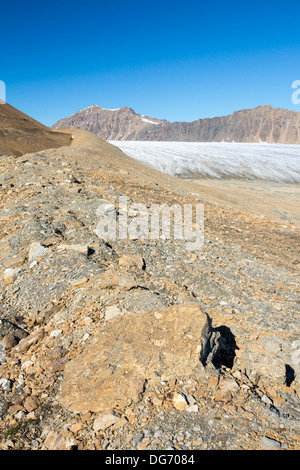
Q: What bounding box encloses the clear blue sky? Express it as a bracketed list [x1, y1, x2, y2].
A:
[1, 0, 300, 126]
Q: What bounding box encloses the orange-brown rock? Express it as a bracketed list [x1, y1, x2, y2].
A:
[60, 304, 213, 413]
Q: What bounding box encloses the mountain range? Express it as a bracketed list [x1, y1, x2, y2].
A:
[52, 104, 300, 144]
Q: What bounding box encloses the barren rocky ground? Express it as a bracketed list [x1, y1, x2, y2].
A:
[0, 130, 299, 450]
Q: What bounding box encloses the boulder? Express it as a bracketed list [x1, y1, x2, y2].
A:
[60, 304, 216, 413]
[236, 342, 286, 386]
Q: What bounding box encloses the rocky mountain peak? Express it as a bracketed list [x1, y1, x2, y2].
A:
[52, 104, 300, 143]
[52, 105, 166, 140]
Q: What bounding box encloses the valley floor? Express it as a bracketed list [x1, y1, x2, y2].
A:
[190, 178, 300, 227]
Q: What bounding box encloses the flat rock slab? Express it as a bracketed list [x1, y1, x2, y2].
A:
[59, 304, 212, 413]
[236, 342, 287, 386]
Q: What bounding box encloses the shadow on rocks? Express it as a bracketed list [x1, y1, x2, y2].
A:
[211, 325, 239, 370]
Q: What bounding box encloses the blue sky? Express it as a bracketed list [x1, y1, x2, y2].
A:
[1, 0, 300, 126]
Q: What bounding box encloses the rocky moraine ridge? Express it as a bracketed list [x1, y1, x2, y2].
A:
[0, 129, 299, 450]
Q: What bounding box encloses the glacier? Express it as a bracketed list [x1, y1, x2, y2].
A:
[109, 141, 300, 183]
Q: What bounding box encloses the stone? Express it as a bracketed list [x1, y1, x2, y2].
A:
[113, 416, 128, 430]
[104, 305, 123, 321]
[21, 359, 34, 370]
[152, 395, 164, 407]
[60, 304, 215, 413]
[41, 237, 60, 247]
[42, 429, 77, 450]
[215, 390, 232, 403]
[0, 378, 13, 391]
[69, 422, 83, 434]
[50, 329, 62, 337]
[13, 328, 44, 354]
[236, 342, 286, 386]
[119, 254, 145, 270]
[186, 394, 196, 405]
[7, 404, 26, 414]
[118, 273, 139, 290]
[132, 433, 144, 446]
[259, 335, 289, 355]
[3, 268, 18, 286]
[57, 244, 89, 255]
[185, 404, 199, 413]
[137, 438, 151, 450]
[28, 242, 48, 263]
[98, 268, 138, 291]
[70, 277, 89, 287]
[260, 436, 281, 450]
[172, 392, 188, 411]
[291, 348, 300, 365]
[291, 348, 300, 384]
[23, 396, 39, 413]
[69, 174, 81, 183]
[93, 413, 120, 432]
[2, 333, 18, 349]
[261, 394, 273, 405]
[15, 410, 26, 420]
[219, 377, 239, 392]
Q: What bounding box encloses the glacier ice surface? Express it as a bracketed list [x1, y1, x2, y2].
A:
[109, 141, 300, 183]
